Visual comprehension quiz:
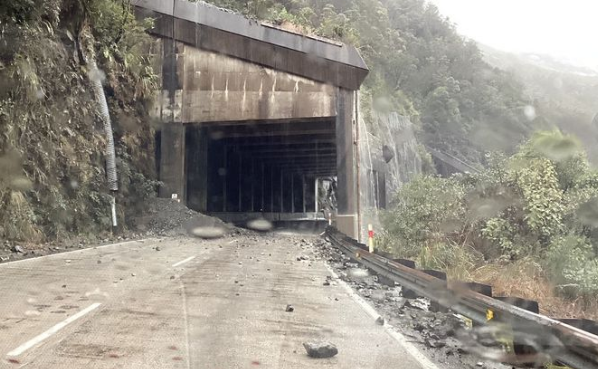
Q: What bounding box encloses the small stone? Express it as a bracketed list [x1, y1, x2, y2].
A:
[131, 273, 136, 277]
[97, 260, 102, 264]
[302, 341, 338, 358]
[62, 285, 67, 288]
[170, 275, 176, 280]
[12, 245, 24, 253]
[413, 322, 426, 332]
[323, 280, 330, 286]
[285, 304, 294, 312]
[375, 316, 385, 325]
[155, 247, 161, 251]
[476, 362, 484, 367]
[424, 338, 446, 349]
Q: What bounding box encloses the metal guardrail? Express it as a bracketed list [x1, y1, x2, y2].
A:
[326, 227, 598, 369]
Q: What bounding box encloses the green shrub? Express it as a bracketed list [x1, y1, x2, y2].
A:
[546, 235, 598, 297]
[381, 175, 466, 257]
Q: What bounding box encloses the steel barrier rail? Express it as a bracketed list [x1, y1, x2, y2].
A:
[325, 227, 598, 369]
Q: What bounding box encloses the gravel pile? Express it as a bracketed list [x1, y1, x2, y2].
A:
[142, 198, 237, 237]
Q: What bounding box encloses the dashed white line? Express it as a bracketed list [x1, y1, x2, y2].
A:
[173, 256, 196, 267]
[325, 264, 440, 369]
[7, 302, 102, 357]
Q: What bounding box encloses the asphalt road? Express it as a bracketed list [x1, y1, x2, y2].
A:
[0, 233, 435, 368]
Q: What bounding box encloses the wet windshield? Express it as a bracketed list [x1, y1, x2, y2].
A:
[1, 0, 598, 368]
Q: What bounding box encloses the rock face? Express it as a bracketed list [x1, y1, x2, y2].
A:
[357, 111, 422, 242]
[303, 341, 339, 358]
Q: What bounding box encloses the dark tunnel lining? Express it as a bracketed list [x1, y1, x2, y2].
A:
[184, 117, 337, 217]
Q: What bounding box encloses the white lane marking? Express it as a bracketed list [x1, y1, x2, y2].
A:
[0, 239, 157, 268]
[325, 264, 440, 369]
[173, 256, 196, 268]
[7, 303, 102, 357]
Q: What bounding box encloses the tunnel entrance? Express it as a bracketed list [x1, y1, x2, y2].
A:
[185, 117, 337, 223]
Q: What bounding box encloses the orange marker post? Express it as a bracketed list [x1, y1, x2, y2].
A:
[368, 224, 374, 253]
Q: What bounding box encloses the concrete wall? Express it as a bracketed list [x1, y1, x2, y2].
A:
[151, 40, 336, 124]
[335, 89, 359, 239]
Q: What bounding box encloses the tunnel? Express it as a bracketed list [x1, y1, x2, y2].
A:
[184, 118, 336, 223]
[142, 0, 368, 236]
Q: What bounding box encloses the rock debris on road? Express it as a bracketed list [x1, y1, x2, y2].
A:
[0, 215, 510, 369]
[315, 236, 510, 369]
[0, 232, 437, 369]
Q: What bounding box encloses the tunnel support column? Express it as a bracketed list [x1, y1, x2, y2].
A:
[186, 126, 208, 212]
[335, 89, 358, 238]
[159, 123, 186, 202]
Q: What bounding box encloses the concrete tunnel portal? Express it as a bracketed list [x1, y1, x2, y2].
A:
[135, 0, 368, 237]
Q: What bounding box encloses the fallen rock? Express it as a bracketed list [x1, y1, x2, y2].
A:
[413, 322, 426, 332]
[424, 338, 446, 349]
[12, 245, 24, 253]
[303, 341, 338, 358]
[375, 316, 385, 325]
[285, 304, 294, 312]
[405, 298, 428, 311]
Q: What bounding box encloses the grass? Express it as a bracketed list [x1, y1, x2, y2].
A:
[472, 258, 598, 320]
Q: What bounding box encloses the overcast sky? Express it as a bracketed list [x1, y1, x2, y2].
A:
[428, 0, 598, 69]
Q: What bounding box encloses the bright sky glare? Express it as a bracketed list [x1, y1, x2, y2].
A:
[428, 0, 598, 69]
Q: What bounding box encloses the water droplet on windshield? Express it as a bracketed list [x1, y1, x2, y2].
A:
[524, 105, 536, 121]
[246, 219, 272, 232]
[89, 68, 106, 83]
[25, 310, 41, 317]
[189, 226, 225, 239]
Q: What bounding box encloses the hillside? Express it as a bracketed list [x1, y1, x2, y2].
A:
[479, 43, 598, 161]
[0, 0, 158, 242]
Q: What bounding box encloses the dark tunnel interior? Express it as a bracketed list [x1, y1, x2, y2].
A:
[183, 117, 337, 220]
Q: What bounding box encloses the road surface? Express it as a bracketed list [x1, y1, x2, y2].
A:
[0, 232, 434, 368]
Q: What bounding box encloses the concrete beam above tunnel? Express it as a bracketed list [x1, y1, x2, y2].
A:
[236, 146, 336, 155]
[222, 135, 336, 146]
